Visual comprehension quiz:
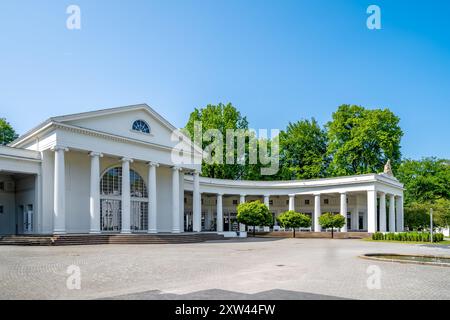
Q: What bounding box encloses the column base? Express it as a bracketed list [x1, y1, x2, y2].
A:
[171, 230, 181, 234]
[53, 229, 66, 235]
[89, 230, 101, 234]
[121, 230, 132, 234]
[147, 230, 158, 234]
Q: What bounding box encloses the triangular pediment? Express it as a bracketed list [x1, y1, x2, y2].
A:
[53, 104, 200, 154]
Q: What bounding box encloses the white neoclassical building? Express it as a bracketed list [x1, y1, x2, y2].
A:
[0, 104, 404, 236]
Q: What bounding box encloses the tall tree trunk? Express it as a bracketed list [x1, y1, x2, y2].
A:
[331, 228, 334, 239]
[253, 226, 256, 237]
[293, 228, 296, 238]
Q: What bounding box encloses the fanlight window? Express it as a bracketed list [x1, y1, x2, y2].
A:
[132, 119, 150, 134]
[100, 167, 147, 198]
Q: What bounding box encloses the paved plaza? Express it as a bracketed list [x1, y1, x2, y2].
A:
[0, 238, 449, 300]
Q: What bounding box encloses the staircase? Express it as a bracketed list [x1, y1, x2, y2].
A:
[0, 233, 227, 246]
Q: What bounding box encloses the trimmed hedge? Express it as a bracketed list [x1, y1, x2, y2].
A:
[372, 232, 444, 242]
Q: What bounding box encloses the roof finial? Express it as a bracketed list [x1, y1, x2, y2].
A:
[384, 159, 393, 176]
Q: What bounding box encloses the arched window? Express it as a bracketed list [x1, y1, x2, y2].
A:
[132, 119, 150, 134]
[100, 167, 149, 232]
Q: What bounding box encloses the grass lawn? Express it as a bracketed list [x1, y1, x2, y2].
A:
[363, 238, 450, 245]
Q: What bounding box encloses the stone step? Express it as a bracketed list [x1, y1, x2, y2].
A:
[0, 233, 227, 246]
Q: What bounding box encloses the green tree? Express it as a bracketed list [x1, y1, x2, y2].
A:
[397, 158, 450, 205]
[434, 198, 450, 231]
[237, 201, 273, 237]
[404, 202, 434, 230]
[0, 118, 18, 145]
[277, 211, 312, 237]
[278, 118, 329, 180]
[326, 105, 403, 176]
[318, 213, 346, 238]
[184, 103, 249, 179]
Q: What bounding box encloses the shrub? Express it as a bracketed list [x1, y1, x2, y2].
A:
[237, 200, 273, 237]
[318, 213, 346, 238]
[277, 211, 312, 237]
[372, 232, 444, 242]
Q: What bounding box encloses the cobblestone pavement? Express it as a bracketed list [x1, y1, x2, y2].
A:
[0, 238, 449, 300]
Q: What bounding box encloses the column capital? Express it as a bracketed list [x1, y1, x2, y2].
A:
[89, 151, 103, 158]
[339, 191, 347, 195]
[148, 161, 160, 168]
[313, 193, 321, 197]
[121, 157, 134, 163]
[264, 194, 271, 198]
[217, 193, 224, 197]
[193, 169, 201, 175]
[288, 194, 296, 198]
[240, 194, 247, 197]
[378, 191, 386, 196]
[172, 166, 182, 172]
[52, 145, 69, 152]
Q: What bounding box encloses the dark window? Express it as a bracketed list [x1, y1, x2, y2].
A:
[0, 205, 3, 214]
[286, 200, 289, 205]
[305, 199, 310, 205]
[184, 197, 187, 204]
[324, 199, 329, 205]
[0, 182, 4, 191]
[269, 200, 273, 205]
[132, 120, 151, 134]
[232, 200, 238, 205]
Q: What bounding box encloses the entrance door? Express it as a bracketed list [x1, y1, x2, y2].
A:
[100, 199, 122, 232]
[24, 204, 33, 233]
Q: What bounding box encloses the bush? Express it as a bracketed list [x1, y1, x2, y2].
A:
[237, 200, 273, 237]
[277, 211, 312, 237]
[372, 232, 445, 242]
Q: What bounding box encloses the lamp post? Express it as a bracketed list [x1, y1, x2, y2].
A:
[430, 208, 434, 244]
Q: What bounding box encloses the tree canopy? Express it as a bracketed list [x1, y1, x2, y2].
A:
[326, 105, 403, 176]
[277, 211, 312, 237]
[397, 157, 450, 205]
[0, 118, 18, 145]
[184, 103, 249, 180]
[237, 201, 273, 236]
[278, 118, 329, 180]
[318, 213, 346, 238]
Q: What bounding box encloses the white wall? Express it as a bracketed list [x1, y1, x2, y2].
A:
[0, 175, 15, 235]
[65, 151, 90, 233]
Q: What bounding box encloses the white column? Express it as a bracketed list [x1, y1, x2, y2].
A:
[396, 196, 404, 232]
[379, 192, 387, 232]
[53, 146, 68, 234]
[389, 194, 396, 232]
[314, 194, 321, 232]
[89, 152, 103, 234]
[352, 194, 359, 230]
[171, 166, 181, 233]
[147, 162, 159, 233]
[288, 194, 295, 211]
[340, 192, 347, 232]
[121, 158, 132, 234]
[217, 193, 223, 232]
[367, 190, 377, 233]
[239, 194, 246, 232]
[192, 171, 201, 232]
[264, 195, 270, 208]
[179, 170, 185, 231]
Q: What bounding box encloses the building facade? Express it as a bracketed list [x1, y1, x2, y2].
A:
[0, 104, 404, 236]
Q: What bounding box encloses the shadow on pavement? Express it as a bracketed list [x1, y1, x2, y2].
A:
[104, 288, 349, 300]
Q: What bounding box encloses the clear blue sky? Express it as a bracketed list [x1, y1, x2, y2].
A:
[1, 0, 449, 159]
